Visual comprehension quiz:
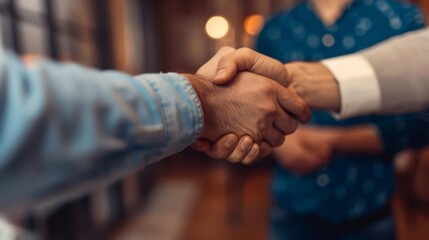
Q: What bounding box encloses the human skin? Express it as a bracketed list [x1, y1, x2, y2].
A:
[186, 47, 311, 159]
[273, 125, 384, 175]
[192, 48, 384, 165]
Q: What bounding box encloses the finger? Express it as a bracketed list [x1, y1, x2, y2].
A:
[394, 149, 419, 176]
[241, 144, 260, 165]
[258, 141, 273, 158]
[191, 139, 211, 152]
[205, 134, 239, 159]
[273, 108, 299, 135]
[197, 46, 236, 76]
[277, 88, 312, 123]
[303, 140, 330, 160]
[293, 158, 319, 175]
[227, 136, 254, 163]
[263, 128, 286, 147]
[288, 149, 321, 175]
[214, 48, 290, 86]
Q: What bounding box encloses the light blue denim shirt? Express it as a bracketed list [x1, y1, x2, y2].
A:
[0, 52, 204, 209]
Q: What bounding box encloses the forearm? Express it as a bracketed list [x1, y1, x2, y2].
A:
[331, 125, 384, 156]
[361, 28, 429, 114]
[287, 28, 429, 118]
[0, 52, 204, 208]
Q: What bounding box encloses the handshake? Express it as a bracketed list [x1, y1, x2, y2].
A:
[184, 47, 340, 164]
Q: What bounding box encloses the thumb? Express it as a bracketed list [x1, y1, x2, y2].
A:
[213, 64, 237, 85]
[191, 139, 211, 152]
[277, 87, 312, 123]
[197, 46, 235, 77]
[214, 48, 290, 86]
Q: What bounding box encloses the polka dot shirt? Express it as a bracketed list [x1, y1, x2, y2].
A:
[256, 0, 426, 223]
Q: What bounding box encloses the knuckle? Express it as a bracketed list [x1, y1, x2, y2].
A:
[271, 134, 285, 147]
[294, 101, 310, 120]
[285, 119, 299, 135]
[260, 80, 274, 92]
[217, 56, 228, 67]
[268, 104, 277, 115]
[238, 47, 253, 56]
[294, 99, 307, 112]
[248, 145, 260, 158]
[258, 120, 270, 134]
[261, 101, 277, 118]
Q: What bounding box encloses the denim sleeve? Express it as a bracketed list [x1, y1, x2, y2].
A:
[372, 113, 429, 156]
[0, 52, 203, 208]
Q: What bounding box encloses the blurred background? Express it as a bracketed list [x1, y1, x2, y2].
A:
[2, 0, 429, 240]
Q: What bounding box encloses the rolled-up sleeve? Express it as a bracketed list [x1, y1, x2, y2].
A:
[0, 52, 203, 208]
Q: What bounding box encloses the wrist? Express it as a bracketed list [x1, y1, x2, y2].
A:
[182, 74, 216, 139]
[286, 62, 341, 112]
[328, 128, 346, 150]
[333, 125, 383, 155]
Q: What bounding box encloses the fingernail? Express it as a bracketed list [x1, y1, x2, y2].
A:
[214, 69, 226, 81]
[224, 135, 238, 148]
[240, 137, 253, 151]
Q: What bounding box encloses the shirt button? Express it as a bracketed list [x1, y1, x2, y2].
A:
[322, 34, 335, 47]
[317, 174, 330, 187]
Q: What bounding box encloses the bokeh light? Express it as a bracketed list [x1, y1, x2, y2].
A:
[205, 16, 229, 39]
[244, 14, 265, 36]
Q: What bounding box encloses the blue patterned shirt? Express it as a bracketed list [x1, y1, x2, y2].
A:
[257, 0, 426, 222]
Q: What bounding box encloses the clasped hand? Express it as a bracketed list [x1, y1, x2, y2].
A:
[189, 47, 311, 164]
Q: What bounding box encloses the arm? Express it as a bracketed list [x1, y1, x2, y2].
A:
[204, 28, 429, 163]
[328, 125, 384, 156]
[273, 125, 383, 175]
[288, 115, 429, 159]
[0, 49, 310, 208]
[272, 125, 382, 175]
[284, 28, 429, 118]
[191, 48, 301, 164]
[0, 52, 204, 207]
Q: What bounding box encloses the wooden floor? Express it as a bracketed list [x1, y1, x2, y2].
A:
[109, 149, 273, 240]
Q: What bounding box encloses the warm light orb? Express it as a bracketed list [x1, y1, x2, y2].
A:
[244, 14, 265, 36]
[205, 16, 229, 39]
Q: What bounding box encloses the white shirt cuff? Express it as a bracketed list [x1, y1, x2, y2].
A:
[321, 54, 382, 119]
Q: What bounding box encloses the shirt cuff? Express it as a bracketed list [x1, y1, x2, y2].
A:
[321, 54, 382, 119]
[133, 73, 204, 157]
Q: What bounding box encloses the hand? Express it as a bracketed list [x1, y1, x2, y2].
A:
[188, 47, 311, 142]
[273, 127, 338, 175]
[191, 133, 273, 165]
[190, 48, 311, 163]
[187, 70, 309, 145]
[211, 50, 340, 112]
[395, 149, 429, 203]
[284, 62, 341, 112]
[213, 48, 292, 86]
